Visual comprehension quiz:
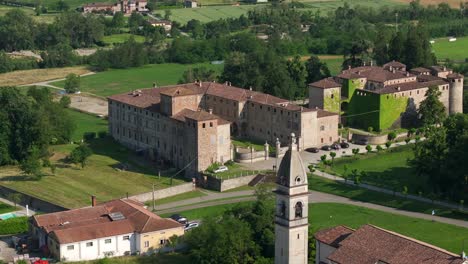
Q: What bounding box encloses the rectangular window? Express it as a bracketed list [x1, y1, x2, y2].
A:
[105, 239, 112, 244]
[144, 241, 149, 248]
[67, 245, 74, 250]
[86, 242, 93, 247]
[160, 239, 166, 245]
[123, 236, 130, 240]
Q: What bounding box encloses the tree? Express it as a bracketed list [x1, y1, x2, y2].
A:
[59, 96, 71, 108]
[167, 234, 179, 253]
[418, 85, 447, 126]
[365, 144, 372, 153]
[111, 12, 125, 28]
[305, 55, 330, 84]
[7, 193, 23, 209]
[329, 152, 336, 165]
[20, 146, 42, 177]
[164, 10, 172, 20]
[0, 9, 36, 51]
[402, 185, 408, 199]
[287, 55, 307, 98]
[64, 73, 80, 94]
[69, 144, 93, 168]
[388, 31, 405, 62]
[56, 0, 70, 11]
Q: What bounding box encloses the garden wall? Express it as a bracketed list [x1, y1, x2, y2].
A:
[0, 185, 68, 213]
[202, 174, 258, 192]
[129, 182, 195, 203]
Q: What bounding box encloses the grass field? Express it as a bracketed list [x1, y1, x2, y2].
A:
[324, 145, 428, 194]
[163, 202, 468, 254]
[0, 66, 90, 87]
[65, 109, 108, 142]
[0, 201, 16, 214]
[322, 57, 344, 75]
[144, 190, 207, 207]
[432, 36, 468, 61]
[308, 175, 468, 221]
[394, 0, 462, 8]
[102, 33, 146, 45]
[52, 63, 224, 97]
[0, 109, 185, 208]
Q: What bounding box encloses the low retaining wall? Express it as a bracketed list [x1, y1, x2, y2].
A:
[351, 132, 408, 145]
[0, 185, 68, 213]
[235, 150, 267, 163]
[203, 174, 257, 192]
[129, 182, 195, 203]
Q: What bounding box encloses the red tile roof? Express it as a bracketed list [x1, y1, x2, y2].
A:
[383, 60, 406, 68]
[446, 73, 464, 79]
[309, 78, 341, 89]
[339, 66, 415, 83]
[321, 225, 464, 264]
[411, 67, 431, 73]
[172, 108, 230, 125]
[33, 199, 183, 244]
[375, 79, 447, 94]
[315, 225, 354, 247]
[317, 109, 339, 118]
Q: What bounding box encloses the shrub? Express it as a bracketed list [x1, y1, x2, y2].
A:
[0, 217, 28, 235]
[83, 132, 96, 141]
[376, 145, 383, 152]
[206, 162, 222, 173]
[404, 138, 411, 144]
[385, 141, 392, 149]
[98, 131, 108, 139]
[308, 164, 315, 173]
[367, 126, 373, 133]
[387, 132, 397, 141]
[365, 144, 372, 153]
[224, 160, 235, 166]
[59, 96, 71, 108]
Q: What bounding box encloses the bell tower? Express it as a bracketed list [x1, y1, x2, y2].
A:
[274, 133, 309, 264]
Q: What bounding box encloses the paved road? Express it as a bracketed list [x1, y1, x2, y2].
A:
[0, 197, 36, 217]
[19, 72, 96, 90]
[156, 189, 468, 228]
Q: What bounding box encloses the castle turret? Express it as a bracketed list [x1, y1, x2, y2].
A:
[447, 73, 464, 114]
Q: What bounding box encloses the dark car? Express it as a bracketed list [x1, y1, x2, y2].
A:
[305, 147, 320, 153]
[355, 139, 369, 145]
[340, 142, 350, 148]
[331, 143, 341, 150]
[321, 145, 331, 151]
[170, 214, 188, 225]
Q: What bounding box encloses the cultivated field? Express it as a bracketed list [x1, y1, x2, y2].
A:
[0, 66, 91, 87]
[432, 36, 468, 61]
[52, 63, 224, 97]
[0, 110, 185, 209]
[394, 0, 462, 8]
[102, 33, 146, 45]
[155, 5, 258, 24]
[163, 202, 468, 254]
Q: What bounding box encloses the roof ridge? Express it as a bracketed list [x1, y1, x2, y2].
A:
[366, 225, 460, 257]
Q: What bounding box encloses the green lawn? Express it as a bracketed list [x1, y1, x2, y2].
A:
[52, 63, 224, 97]
[0, 138, 186, 209]
[0, 216, 28, 235]
[432, 36, 468, 61]
[325, 145, 428, 195]
[163, 202, 468, 254]
[323, 57, 344, 75]
[66, 109, 108, 142]
[144, 190, 207, 208]
[308, 175, 468, 221]
[102, 33, 146, 45]
[0, 201, 16, 214]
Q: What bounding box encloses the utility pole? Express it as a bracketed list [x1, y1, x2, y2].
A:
[152, 183, 155, 211]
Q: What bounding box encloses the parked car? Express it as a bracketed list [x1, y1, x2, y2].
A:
[185, 221, 200, 231]
[170, 214, 188, 225]
[214, 165, 228, 173]
[331, 143, 341, 150]
[305, 147, 320, 153]
[340, 142, 350, 148]
[355, 139, 369, 145]
[321, 145, 331, 151]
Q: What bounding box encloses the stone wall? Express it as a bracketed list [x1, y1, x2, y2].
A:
[0, 185, 68, 213]
[203, 174, 258, 192]
[129, 182, 195, 203]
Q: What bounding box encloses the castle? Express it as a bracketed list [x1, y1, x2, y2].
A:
[83, 0, 148, 14]
[107, 82, 338, 175]
[309, 61, 464, 131]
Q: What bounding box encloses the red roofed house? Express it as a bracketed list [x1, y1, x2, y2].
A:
[107, 82, 339, 175]
[30, 197, 184, 262]
[315, 224, 467, 264]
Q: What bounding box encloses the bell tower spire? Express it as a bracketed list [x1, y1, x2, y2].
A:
[274, 133, 309, 264]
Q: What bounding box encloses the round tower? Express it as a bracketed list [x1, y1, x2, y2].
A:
[448, 73, 464, 114]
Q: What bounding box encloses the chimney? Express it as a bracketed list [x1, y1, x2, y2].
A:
[249, 86, 252, 91]
[208, 108, 213, 114]
[198, 81, 202, 87]
[370, 60, 373, 66]
[91, 195, 96, 207]
[363, 61, 366, 66]
[348, 65, 351, 70]
[443, 66, 446, 71]
[392, 69, 396, 73]
[153, 82, 157, 88]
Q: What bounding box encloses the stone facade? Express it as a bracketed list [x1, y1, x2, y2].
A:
[108, 82, 338, 175]
[83, 0, 148, 14]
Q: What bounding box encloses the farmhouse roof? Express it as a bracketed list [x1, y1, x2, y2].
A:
[410, 67, 431, 73]
[309, 78, 341, 89]
[33, 199, 182, 244]
[322, 225, 464, 264]
[383, 60, 406, 68]
[446, 73, 464, 79]
[338, 66, 415, 83]
[317, 109, 339, 118]
[430, 66, 451, 72]
[375, 78, 447, 94]
[83, 2, 114, 7]
[315, 225, 354, 247]
[172, 108, 230, 125]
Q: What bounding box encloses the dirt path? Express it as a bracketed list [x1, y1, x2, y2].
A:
[155, 189, 468, 228]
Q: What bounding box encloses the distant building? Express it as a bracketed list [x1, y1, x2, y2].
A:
[148, 19, 172, 32]
[315, 224, 467, 264]
[107, 82, 338, 175]
[83, 0, 148, 14]
[309, 61, 464, 130]
[31, 197, 183, 262]
[184, 0, 197, 8]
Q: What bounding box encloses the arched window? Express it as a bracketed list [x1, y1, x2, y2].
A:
[295, 202, 303, 218]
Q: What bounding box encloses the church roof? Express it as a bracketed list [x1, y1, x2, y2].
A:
[276, 134, 307, 187]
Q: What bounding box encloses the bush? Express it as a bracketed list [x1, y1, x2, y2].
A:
[0, 217, 28, 235]
[387, 132, 397, 141]
[367, 126, 373, 133]
[83, 132, 96, 141]
[308, 164, 315, 173]
[224, 160, 235, 166]
[98, 131, 108, 139]
[206, 162, 222, 173]
[59, 96, 71, 108]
